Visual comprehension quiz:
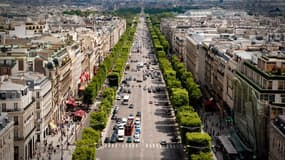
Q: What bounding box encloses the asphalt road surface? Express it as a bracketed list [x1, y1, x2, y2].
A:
[97, 13, 186, 160]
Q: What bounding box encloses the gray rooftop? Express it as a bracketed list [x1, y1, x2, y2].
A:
[0, 81, 26, 91]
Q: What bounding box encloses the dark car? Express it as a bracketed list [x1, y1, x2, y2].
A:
[111, 114, 117, 120]
[136, 111, 141, 117]
[104, 137, 110, 143]
[129, 104, 134, 109]
[127, 137, 132, 143]
[111, 134, 117, 143]
[160, 140, 167, 145]
[171, 136, 180, 143]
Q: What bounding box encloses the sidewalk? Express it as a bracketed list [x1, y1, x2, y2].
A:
[199, 111, 233, 160]
[32, 120, 82, 160]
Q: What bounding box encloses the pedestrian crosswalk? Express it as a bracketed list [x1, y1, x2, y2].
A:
[102, 143, 183, 149]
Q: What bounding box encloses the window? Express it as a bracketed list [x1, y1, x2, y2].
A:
[281, 94, 285, 103]
[36, 102, 40, 109]
[14, 128, 18, 139]
[14, 116, 18, 125]
[36, 92, 40, 98]
[269, 95, 275, 103]
[278, 80, 285, 90]
[14, 103, 18, 111]
[2, 103, 6, 112]
[36, 112, 40, 120]
[18, 59, 24, 71]
[268, 81, 272, 89]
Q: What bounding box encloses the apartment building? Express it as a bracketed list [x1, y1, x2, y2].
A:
[0, 48, 29, 76]
[160, 8, 285, 159]
[9, 22, 45, 38]
[10, 72, 52, 143]
[269, 115, 285, 160]
[0, 112, 14, 160]
[0, 79, 36, 160]
[234, 53, 285, 159]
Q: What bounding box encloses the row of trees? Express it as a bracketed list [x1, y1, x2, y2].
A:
[83, 17, 137, 105]
[146, 14, 212, 160]
[73, 16, 138, 160]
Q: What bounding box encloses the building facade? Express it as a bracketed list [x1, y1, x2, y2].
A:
[269, 115, 285, 160]
[0, 80, 36, 160]
[234, 54, 285, 159]
[0, 112, 14, 160]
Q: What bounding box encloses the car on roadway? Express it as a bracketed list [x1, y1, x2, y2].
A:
[117, 135, 124, 142]
[134, 133, 140, 139]
[128, 114, 134, 120]
[122, 117, 127, 125]
[104, 137, 110, 143]
[111, 134, 117, 143]
[160, 140, 167, 145]
[127, 137, 132, 143]
[171, 136, 180, 143]
[111, 114, 117, 120]
[114, 105, 119, 111]
[129, 104, 134, 109]
[116, 95, 121, 100]
[149, 100, 153, 104]
[135, 118, 140, 125]
[136, 112, 141, 117]
[135, 127, 141, 134]
[134, 137, 140, 143]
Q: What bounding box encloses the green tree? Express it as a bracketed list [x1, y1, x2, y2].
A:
[186, 132, 211, 154]
[72, 139, 96, 160]
[170, 88, 189, 107]
[82, 127, 100, 143]
[191, 152, 213, 160]
[107, 72, 119, 87]
[83, 86, 94, 105]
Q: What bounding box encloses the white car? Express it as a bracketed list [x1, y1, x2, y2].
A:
[116, 95, 121, 100]
[134, 133, 140, 139]
[128, 114, 134, 120]
[134, 137, 140, 143]
[122, 117, 127, 125]
[117, 135, 124, 142]
[135, 119, 140, 126]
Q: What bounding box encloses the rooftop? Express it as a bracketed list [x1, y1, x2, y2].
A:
[0, 80, 26, 91]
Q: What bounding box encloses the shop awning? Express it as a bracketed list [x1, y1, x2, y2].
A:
[66, 97, 78, 107]
[229, 132, 253, 153]
[74, 109, 86, 117]
[217, 136, 238, 154]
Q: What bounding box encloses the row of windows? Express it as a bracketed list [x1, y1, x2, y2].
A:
[241, 65, 285, 90]
[1, 103, 18, 112]
[241, 65, 271, 89]
[271, 137, 285, 157]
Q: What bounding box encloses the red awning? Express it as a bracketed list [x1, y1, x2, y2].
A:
[80, 71, 90, 83]
[74, 109, 86, 117]
[66, 97, 78, 107]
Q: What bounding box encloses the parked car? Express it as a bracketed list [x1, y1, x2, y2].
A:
[129, 104, 134, 109]
[134, 137, 140, 143]
[111, 134, 117, 143]
[104, 137, 110, 143]
[160, 140, 167, 145]
[127, 137, 132, 143]
[136, 112, 141, 117]
[128, 114, 134, 120]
